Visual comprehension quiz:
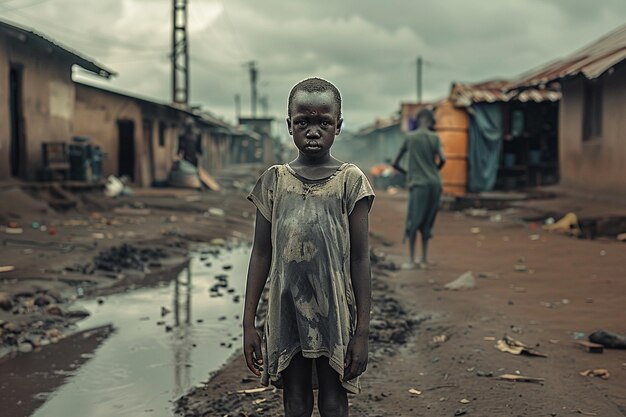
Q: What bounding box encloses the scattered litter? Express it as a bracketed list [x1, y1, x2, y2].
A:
[574, 340, 603, 354]
[103, 175, 122, 197]
[92, 233, 105, 240]
[490, 214, 502, 222]
[470, 227, 481, 234]
[495, 335, 547, 358]
[408, 388, 422, 396]
[0, 266, 15, 273]
[237, 387, 270, 394]
[496, 374, 545, 384]
[252, 398, 267, 405]
[207, 207, 225, 217]
[575, 409, 598, 416]
[579, 369, 609, 380]
[454, 408, 468, 416]
[432, 334, 448, 344]
[460, 399, 471, 404]
[617, 233, 626, 242]
[444, 271, 476, 290]
[589, 330, 626, 349]
[478, 272, 499, 280]
[573, 332, 586, 340]
[514, 263, 528, 272]
[542, 212, 581, 236]
[198, 166, 221, 191]
[599, 250, 606, 256]
[483, 336, 496, 341]
[4, 226, 23, 234]
[529, 234, 540, 241]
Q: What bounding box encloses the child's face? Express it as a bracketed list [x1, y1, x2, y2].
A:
[287, 90, 343, 158]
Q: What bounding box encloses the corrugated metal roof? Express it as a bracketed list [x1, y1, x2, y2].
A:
[512, 23, 626, 88]
[450, 80, 560, 107]
[0, 19, 115, 78]
[356, 117, 400, 136]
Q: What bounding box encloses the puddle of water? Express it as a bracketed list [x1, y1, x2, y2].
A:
[26, 245, 250, 417]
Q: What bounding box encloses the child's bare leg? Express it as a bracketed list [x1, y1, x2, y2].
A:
[316, 356, 348, 417]
[282, 352, 314, 417]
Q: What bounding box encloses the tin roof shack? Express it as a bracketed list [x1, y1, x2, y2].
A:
[238, 117, 275, 164]
[448, 80, 560, 193]
[74, 83, 183, 187]
[0, 20, 113, 180]
[332, 117, 403, 177]
[510, 23, 626, 196]
[75, 83, 246, 187]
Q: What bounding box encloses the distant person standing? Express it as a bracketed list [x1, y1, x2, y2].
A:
[178, 118, 201, 166]
[392, 108, 446, 269]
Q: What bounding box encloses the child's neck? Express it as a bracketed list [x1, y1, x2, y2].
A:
[290, 153, 344, 181]
[295, 151, 335, 167]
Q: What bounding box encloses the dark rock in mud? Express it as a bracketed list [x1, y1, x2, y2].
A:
[93, 244, 169, 273]
[34, 295, 53, 307]
[64, 308, 90, 319]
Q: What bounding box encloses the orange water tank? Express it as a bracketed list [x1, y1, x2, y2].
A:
[435, 101, 469, 196]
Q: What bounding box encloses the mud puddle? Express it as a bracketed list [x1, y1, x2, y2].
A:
[4, 245, 250, 417]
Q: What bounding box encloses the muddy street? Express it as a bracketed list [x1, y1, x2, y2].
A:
[0, 169, 260, 417]
[176, 190, 626, 417]
[2, 180, 626, 417]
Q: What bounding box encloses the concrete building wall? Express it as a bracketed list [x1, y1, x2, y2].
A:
[74, 84, 145, 185]
[559, 64, 626, 195]
[0, 32, 75, 180]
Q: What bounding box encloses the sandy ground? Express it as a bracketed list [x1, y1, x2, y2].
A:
[176, 190, 626, 417]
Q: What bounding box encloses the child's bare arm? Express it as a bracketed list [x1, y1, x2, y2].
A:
[242, 210, 272, 376]
[344, 197, 372, 381]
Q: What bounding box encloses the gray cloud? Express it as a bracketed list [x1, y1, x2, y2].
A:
[3, 0, 626, 132]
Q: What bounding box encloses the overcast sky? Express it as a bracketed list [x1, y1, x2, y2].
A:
[3, 0, 626, 132]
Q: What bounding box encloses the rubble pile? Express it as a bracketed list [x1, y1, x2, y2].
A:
[93, 244, 169, 273]
[0, 289, 82, 354]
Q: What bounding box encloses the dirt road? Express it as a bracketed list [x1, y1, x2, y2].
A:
[177, 190, 626, 417]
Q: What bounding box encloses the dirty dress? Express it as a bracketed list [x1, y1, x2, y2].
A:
[247, 162, 374, 394]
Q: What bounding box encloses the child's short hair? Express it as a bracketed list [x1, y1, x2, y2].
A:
[288, 77, 342, 118]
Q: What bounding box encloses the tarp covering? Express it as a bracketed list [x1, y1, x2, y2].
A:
[468, 103, 503, 192]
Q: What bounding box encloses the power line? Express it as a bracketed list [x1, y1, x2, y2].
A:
[217, 0, 251, 60]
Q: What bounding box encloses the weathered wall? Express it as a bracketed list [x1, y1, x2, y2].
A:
[559, 64, 626, 195]
[0, 35, 10, 180]
[0, 32, 75, 180]
[74, 84, 145, 184]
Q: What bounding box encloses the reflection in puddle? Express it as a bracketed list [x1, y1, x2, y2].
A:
[6, 245, 250, 417]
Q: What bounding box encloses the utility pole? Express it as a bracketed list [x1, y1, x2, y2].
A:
[248, 61, 258, 117]
[416, 56, 422, 104]
[172, 0, 189, 106]
[234, 94, 241, 123]
[259, 96, 269, 117]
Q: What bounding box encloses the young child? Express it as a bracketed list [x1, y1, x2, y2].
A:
[243, 77, 374, 417]
[393, 108, 446, 269]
